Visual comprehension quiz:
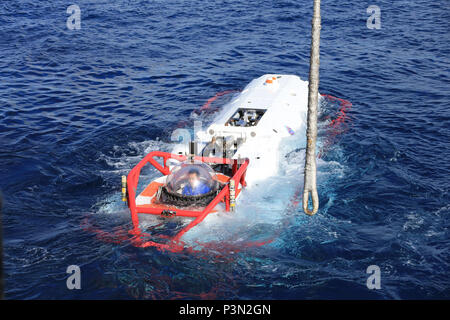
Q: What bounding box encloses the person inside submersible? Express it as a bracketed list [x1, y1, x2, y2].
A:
[182, 168, 211, 196]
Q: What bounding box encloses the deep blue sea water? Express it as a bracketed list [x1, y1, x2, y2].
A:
[1, 0, 449, 299]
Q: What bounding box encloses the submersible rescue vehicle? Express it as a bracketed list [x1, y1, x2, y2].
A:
[122, 74, 314, 249]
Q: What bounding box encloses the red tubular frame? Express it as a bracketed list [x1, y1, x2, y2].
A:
[126, 151, 249, 250]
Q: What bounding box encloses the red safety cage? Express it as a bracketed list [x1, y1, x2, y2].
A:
[125, 151, 249, 251]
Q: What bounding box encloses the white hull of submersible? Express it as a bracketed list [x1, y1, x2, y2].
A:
[171, 74, 318, 186]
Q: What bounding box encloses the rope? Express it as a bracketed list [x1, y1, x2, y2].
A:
[303, 0, 321, 216]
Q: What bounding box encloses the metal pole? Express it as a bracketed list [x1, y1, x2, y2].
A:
[303, 0, 321, 215]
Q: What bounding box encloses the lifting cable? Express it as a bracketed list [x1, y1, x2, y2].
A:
[303, 0, 321, 216]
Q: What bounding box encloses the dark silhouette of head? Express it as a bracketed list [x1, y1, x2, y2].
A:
[187, 168, 200, 187]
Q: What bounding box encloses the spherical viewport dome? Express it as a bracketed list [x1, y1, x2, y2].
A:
[165, 160, 219, 195]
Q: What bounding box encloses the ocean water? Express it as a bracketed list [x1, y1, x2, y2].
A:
[1, 0, 449, 299]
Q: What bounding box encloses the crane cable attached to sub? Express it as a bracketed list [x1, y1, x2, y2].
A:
[303, 0, 321, 216]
